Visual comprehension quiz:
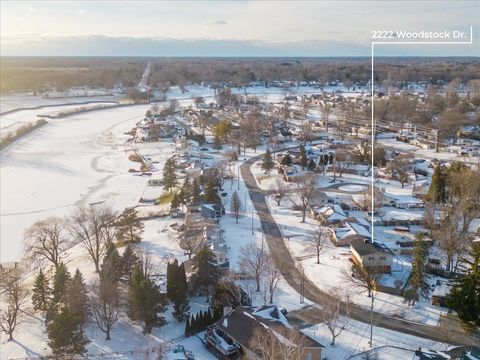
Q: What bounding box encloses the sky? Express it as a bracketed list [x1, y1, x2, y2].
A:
[1, 1, 479, 57]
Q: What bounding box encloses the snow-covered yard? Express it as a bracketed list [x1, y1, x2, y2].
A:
[265, 195, 444, 325]
[0, 104, 180, 263]
[302, 315, 452, 360]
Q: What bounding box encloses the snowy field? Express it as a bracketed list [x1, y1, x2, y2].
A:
[0, 104, 168, 262]
[0, 93, 123, 114]
[0, 102, 121, 141]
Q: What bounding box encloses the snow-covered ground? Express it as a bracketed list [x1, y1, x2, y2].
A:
[0, 93, 123, 114]
[265, 195, 444, 325]
[1, 85, 464, 357]
[0, 104, 168, 262]
[302, 316, 451, 359]
[0, 102, 122, 141]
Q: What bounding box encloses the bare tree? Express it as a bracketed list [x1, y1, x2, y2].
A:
[321, 103, 332, 133]
[194, 96, 204, 109]
[335, 152, 351, 178]
[230, 191, 242, 223]
[70, 205, 117, 273]
[264, 256, 281, 304]
[387, 154, 412, 188]
[306, 223, 328, 264]
[323, 290, 351, 346]
[271, 177, 287, 206]
[289, 173, 318, 223]
[177, 220, 213, 259]
[90, 276, 120, 341]
[249, 325, 311, 360]
[137, 251, 154, 278]
[239, 239, 267, 292]
[430, 167, 480, 272]
[344, 260, 382, 298]
[0, 271, 30, 341]
[24, 217, 68, 269]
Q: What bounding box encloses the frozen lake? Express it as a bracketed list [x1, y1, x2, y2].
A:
[0, 104, 152, 262]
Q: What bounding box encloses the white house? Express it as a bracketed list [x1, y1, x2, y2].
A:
[349, 238, 393, 273]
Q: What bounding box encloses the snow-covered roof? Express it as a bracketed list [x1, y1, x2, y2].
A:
[432, 280, 452, 298]
[316, 204, 346, 221]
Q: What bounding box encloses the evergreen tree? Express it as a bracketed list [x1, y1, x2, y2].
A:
[52, 262, 71, 306]
[32, 269, 51, 312]
[47, 308, 89, 356]
[100, 242, 122, 283]
[427, 166, 447, 203]
[280, 154, 292, 166]
[191, 179, 202, 205]
[211, 281, 252, 312]
[115, 207, 144, 243]
[204, 180, 219, 203]
[261, 149, 275, 174]
[170, 193, 181, 211]
[178, 177, 191, 206]
[121, 245, 139, 284]
[299, 144, 308, 169]
[307, 158, 317, 171]
[167, 260, 189, 320]
[446, 242, 480, 325]
[163, 158, 178, 194]
[66, 269, 89, 329]
[404, 236, 429, 306]
[213, 135, 222, 150]
[213, 307, 223, 322]
[190, 246, 221, 295]
[184, 316, 191, 336]
[128, 266, 166, 334]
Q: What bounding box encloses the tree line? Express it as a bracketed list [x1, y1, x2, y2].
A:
[3, 57, 480, 93]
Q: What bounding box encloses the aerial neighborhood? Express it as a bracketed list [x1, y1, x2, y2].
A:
[0, 2, 480, 359]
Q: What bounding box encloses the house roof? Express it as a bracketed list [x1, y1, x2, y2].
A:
[317, 204, 346, 220]
[334, 222, 371, 240]
[215, 306, 322, 352]
[349, 238, 392, 256]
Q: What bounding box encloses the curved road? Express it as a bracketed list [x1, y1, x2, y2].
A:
[240, 154, 479, 346]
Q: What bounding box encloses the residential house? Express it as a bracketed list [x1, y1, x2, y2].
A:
[312, 204, 346, 225]
[349, 238, 393, 273]
[331, 222, 371, 246]
[201, 203, 223, 221]
[203, 306, 322, 360]
[393, 195, 424, 210]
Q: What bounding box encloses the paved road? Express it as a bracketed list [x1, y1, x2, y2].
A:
[241, 154, 479, 346]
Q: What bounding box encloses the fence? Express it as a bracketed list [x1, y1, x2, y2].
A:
[7, 335, 189, 360]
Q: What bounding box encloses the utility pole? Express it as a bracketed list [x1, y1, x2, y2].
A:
[432, 129, 439, 155]
[333, 153, 337, 182]
[244, 191, 247, 213]
[300, 266, 305, 303]
[413, 125, 417, 156]
[369, 293, 374, 347]
[251, 209, 254, 235]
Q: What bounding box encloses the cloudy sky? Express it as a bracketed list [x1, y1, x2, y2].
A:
[1, 1, 479, 56]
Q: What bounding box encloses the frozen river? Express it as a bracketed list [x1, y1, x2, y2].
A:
[0, 104, 151, 262]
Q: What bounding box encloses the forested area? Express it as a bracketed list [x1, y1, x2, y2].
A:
[1, 57, 480, 93]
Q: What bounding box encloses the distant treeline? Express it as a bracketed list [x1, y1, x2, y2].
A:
[1, 57, 480, 93]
